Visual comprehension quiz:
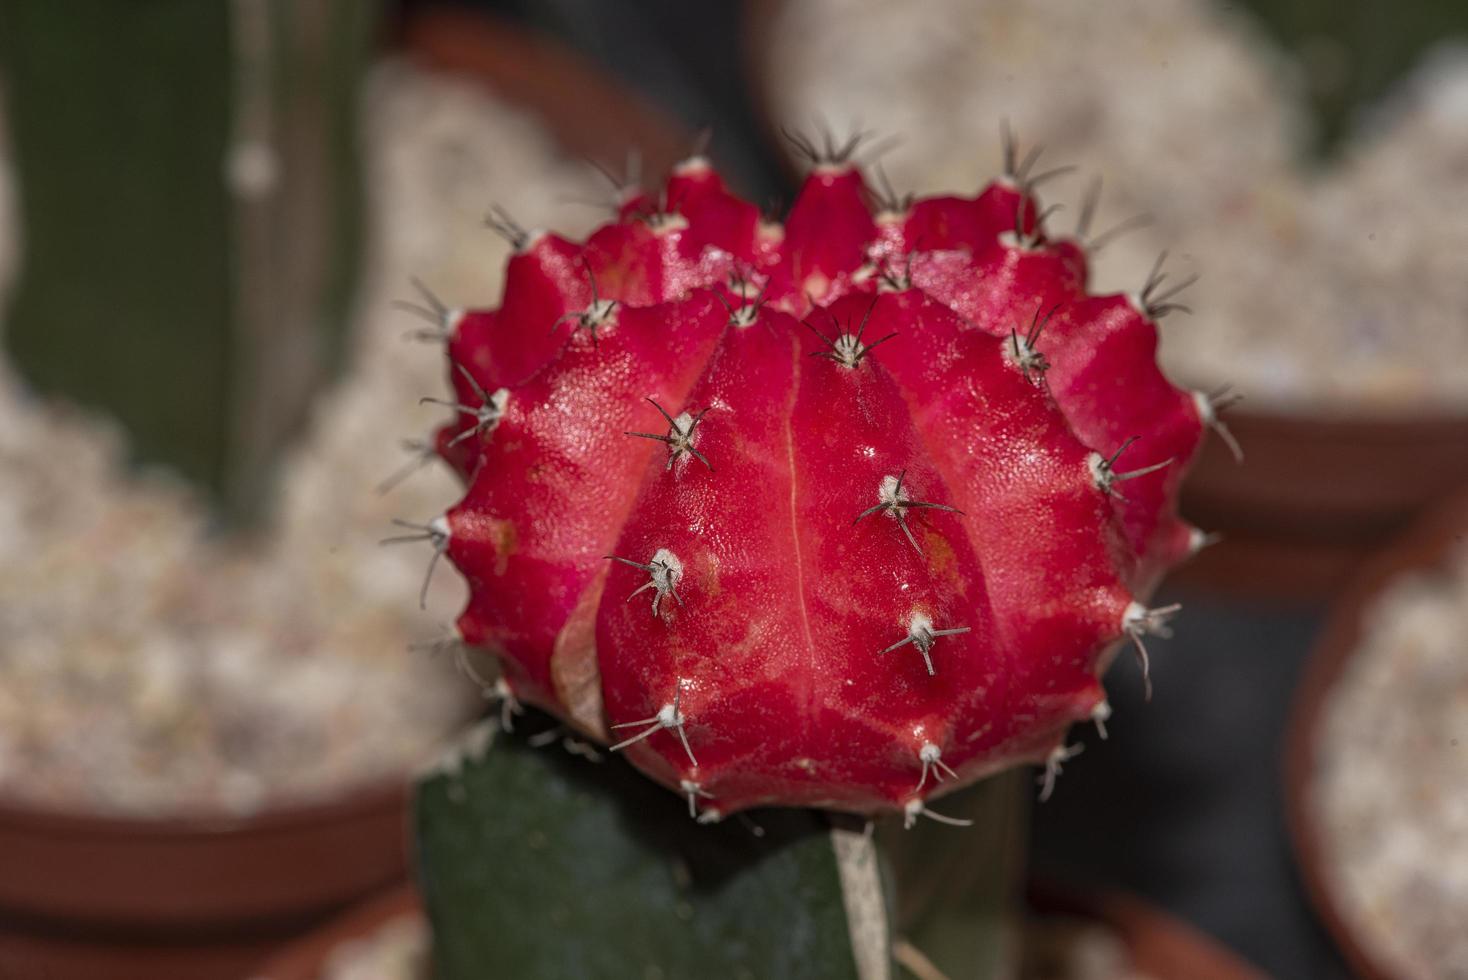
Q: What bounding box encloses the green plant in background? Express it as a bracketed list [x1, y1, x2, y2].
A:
[1234, 0, 1468, 153]
[0, 0, 374, 521]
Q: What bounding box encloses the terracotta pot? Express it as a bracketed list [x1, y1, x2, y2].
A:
[1028, 882, 1266, 980]
[397, 8, 691, 181]
[0, 783, 409, 980]
[250, 885, 421, 980]
[256, 880, 1264, 980]
[1283, 486, 1468, 980]
[1175, 410, 1468, 602]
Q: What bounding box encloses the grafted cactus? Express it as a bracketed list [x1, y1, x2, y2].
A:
[405, 132, 1226, 977]
[408, 135, 1219, 813]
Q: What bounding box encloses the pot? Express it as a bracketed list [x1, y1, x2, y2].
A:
[0, 783, 408, 980]
[1283, 487, 1468, 979]
[250, 885, 421, 980]
[1175, 411, 1468, 602]
[397, 7, 690, 179]
[1028, 882, 1265, 980]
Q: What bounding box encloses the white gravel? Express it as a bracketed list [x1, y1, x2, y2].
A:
[1314, 540, 1468, 979]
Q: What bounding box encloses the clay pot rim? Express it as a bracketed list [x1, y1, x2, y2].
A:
[1028, 879, 1264, 980]
[1282, 486, 1468, 980]
[1201, 405, 1468, 441]
[396, 7, 691, 188]
[250, 884, 420, 980]
[0, 777, 408, 841]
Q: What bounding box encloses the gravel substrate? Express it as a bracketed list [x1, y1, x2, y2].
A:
[0, 61, 605, 818]
[762, 0, 1468, 415]
[1313, 542, 1468, 979]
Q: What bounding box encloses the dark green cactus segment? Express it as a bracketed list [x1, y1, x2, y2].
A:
[415, 717, 876, 980]
[883, 773, 1026, 980]
[0, 1, 234, 493]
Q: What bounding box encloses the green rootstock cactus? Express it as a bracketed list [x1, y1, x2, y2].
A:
[416, 715, 1024, 979]
[0, 0, 372, 518]
[405, 132, 1225, 976]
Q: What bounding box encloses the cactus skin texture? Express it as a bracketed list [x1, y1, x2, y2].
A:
[421, 146, 1214, 820]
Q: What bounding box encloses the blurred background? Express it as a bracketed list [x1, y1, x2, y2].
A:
[2, 1, 1467, 977]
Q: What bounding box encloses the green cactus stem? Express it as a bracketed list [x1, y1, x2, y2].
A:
[415, 714, 1023, 979]
[0, 0, 374, 520]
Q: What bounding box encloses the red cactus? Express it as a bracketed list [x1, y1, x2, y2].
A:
[414, 144, 1221, 821]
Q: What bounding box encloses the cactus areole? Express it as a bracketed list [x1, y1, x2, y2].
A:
[413, 142, 1222, 821]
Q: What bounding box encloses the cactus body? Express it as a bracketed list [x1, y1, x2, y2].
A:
[422, 152, 1210, 818]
